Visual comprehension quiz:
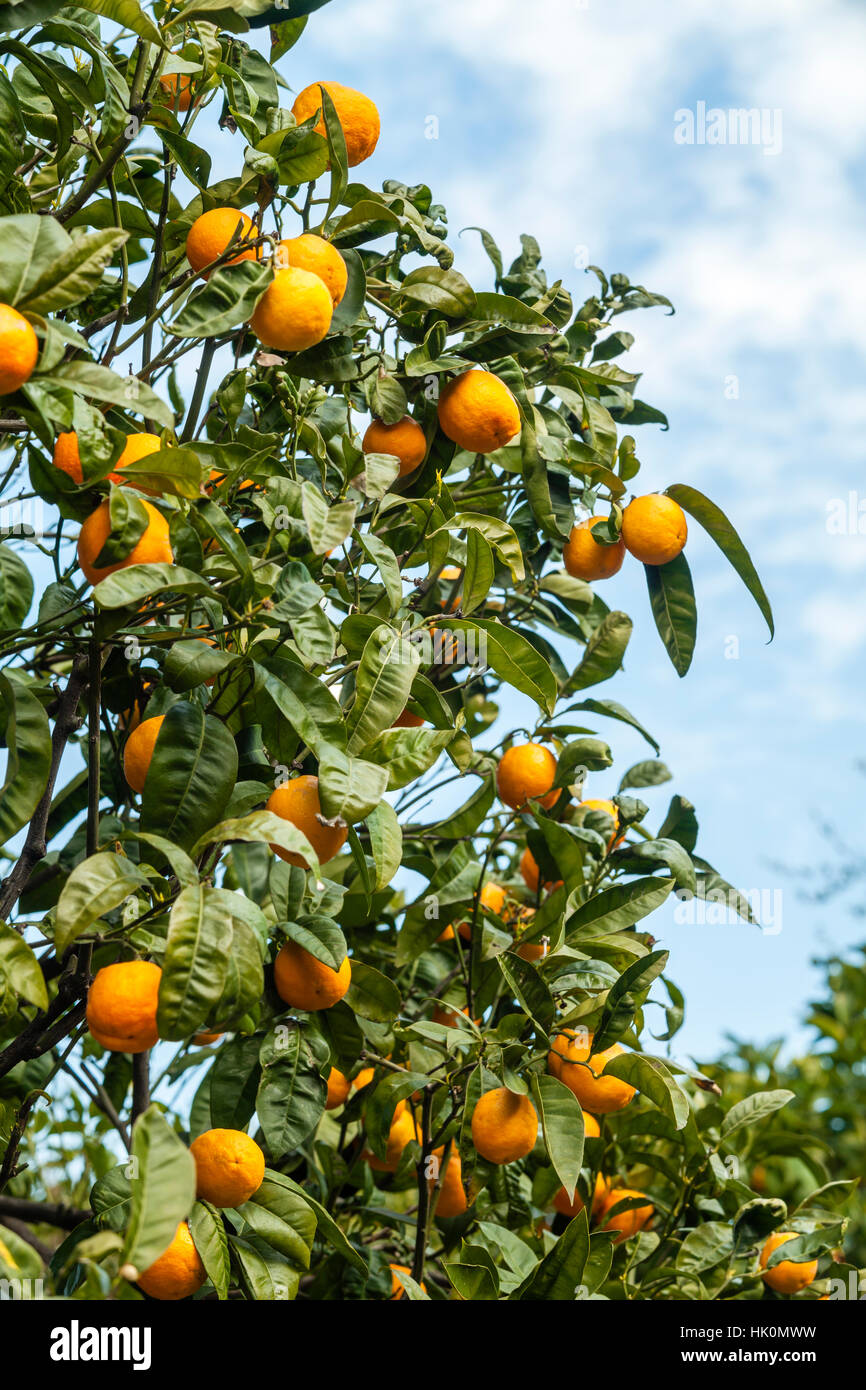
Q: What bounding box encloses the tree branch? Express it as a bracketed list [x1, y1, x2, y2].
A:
[0, 1195, 90, 1231]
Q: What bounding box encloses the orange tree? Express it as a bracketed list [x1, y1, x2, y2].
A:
[0, 0, 853, 1302]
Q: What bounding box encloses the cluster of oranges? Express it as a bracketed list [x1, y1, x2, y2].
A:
[563, 493, 688, 579]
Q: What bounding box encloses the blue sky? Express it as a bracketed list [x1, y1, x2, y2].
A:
[8, 0, 865, 1076]
[264, 0, 866, 1063]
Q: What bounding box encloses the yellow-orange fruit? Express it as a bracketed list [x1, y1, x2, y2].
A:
[581, 797, 624, 849]
[158, 73, 197, 111]
[362, 416, 427, 477]
[123, 715, 165, 795]
[760, 1231, 819, 1294]
[250, 265, 333, 351]
[496, 743, 560, 811]
[136, 1222, 205, 1300]
[563, 516, 625, 581]
[326, 1066, 351, 1110]
[273, 940, 351, 1012]
[364, 1107, 419, 1172]
[548, 1031, 635, 1114]
[553, 1185, 586, 1218]
[189, 1128, 265, 1208]
[519, 846, 563, 894]
[437, 369, 520, 454]
[54, 431, 165, 488]
[86, 960, 161, 1053]
[430, 1147, 467, 1219]
[277, 234, 347, 307]
[621, 494, 688, 566]
[186, 207, 257, 276]
[265, 775, 347, 868]
[389, 1262, 425, 1299]
[600, 1187, 654, 1244]
[456, 880, 506, 941]
[77, 498, 172, 586]
[471, 1087, 538, 1165]
[0, 304, 38, 395]
[291, 81, 380, 167]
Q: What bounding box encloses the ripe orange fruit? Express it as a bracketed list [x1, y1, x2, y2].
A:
[353, 1066, 375, 1091]
[136, 1221, 206, 1301]
[600, 1187, 653, 1244]
[431, 1002, 470, 1028]
[273, 940, 351, 1012]
[186, 207, 257, 277]
[77, 497, 172, 586]
[621, 494, 688, 566]
[437, 369, 521, 454]
[190, 1128, 265, 1208]
[389, 1262, 425, 1299]
[471, 1087, 538, 1165]
[265, 774, 347, 868]
[393, 708, 424, 728]
[455, 880, 506, 941]
[553, 1185, 586, 1218]
[563, 517, 626, 581]
[592, 1172, 612, 1215]
[496, 743, 560, 811]
[86, 960, 161, 1053]
[583, 1111, 601, 1139]
[362, 416, 427, 477]
[760, 1232, 819, 1294]
[250, 265, 333, 351]
[430, 1146, 467, 1219]
[581, 798, 624, 850]
[326, 1066, 351, 1110]
[277, 234, 347, 307]
[291, 81, 380, 167]
[53, 430, 165, 487]
[123, 714, 165, 794]
[548, 1031, 636, 1114]
[519, 846, 561, 894]
[158, 73, 196, 111]
[0, 304, 38, 395]
[364, 1107, 420, 1172]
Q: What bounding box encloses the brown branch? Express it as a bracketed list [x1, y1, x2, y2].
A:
[132, 1051, 150, 1122]
[0, 1214, 53, 1262]
[411, 1087, 434, 1286]
[0, 654, 88, 922]
[0, 987, 86, 1083]
[0, 1195, 90, 1232]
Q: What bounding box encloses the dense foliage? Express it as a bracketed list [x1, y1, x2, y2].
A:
[0, 0, 854, 1302]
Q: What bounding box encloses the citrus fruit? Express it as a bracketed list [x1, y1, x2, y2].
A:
[389, 1263, 424, 1299]
[291, 81, 380, 167]
[123, 714, 165, 794]
[600, 1188, 654, 1244]
[563, 516, 625, 581]
[277, 233, 347, 306]
[760, 1231, 819, 1294]
[496, 743, 560, 810]
[158, 73, 197, 111]
[250, 265, 333, 351]
[456, 879, 506, 941]
[471, 1087, 538, 1164]
[362, 416, 427, 477]
[186, 207, 257, 276]
[86, 960, 161, 1053]
[273, 940, 351, 1011]
[77, 497, 172, 586]
[581, 797, 624, 849]
[621, 494, 688, 565]
[136, 1222, 205, 1300]
[325, 1066, 351, 1110]
[364, 1107, 419, 1172]
[548, 1031, 635, 1113]
[430, 1146, 467, 1219]
[0, 304, 38, 395]
[437, 369, 520, 453]
[189, 1128, 265, 1208]
[265, 774, 347, 868]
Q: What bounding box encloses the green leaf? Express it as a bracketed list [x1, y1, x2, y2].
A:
[55, 851, 148, 954]
[645, 553, 696, 677]
[513, 1207, 590, 1300]
[317, 743, 388, 823]
[156, 885, 236, 1040]
[108, 446, 203, 499]
[618, 759, 672, 791]
[37, 361, 174, 429]
[532, 1074, 585, 1198]
[191, 810, 317, 874]
[256, 1027, 326, 1160]
[366, 801, 402, 891]
[140, 702, 238, 852]
[300, 482, 356, 555]
[0, 543, 34, 631]
[363, 727, 455, 791]
[346, 625, 420, 754]
[0, 919, 47, 1009]
[0, 673, 51, 848]
[612, 838, 696, 893]
[568, 877, 675, 940]
[676, 1222, 733, 1275]
[122, 1106, 197, 1275]
[18, 229, 128, 315]
[92, 563, 210, 609]
[569, 698, 659, 755]
[603, 1052, 691, 1130]
[344, 960, 401, 1022]
[398, 265, 476, 315]
[263, 1170, 367, 1278]
[720, 1090, 794, 1142]
[666, 484, 773, 639]
[169, 260, 273, 338]
[461, 529, 495, 614]
[239, 1178, 315, 1268]
[438, 618, 557, 715]
[189, 1200, 230, 1300]
[75, 0, 166, 46]
[569, 611, 632, 692]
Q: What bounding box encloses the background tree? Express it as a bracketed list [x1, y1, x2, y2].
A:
[0, 0, 853, 1302]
